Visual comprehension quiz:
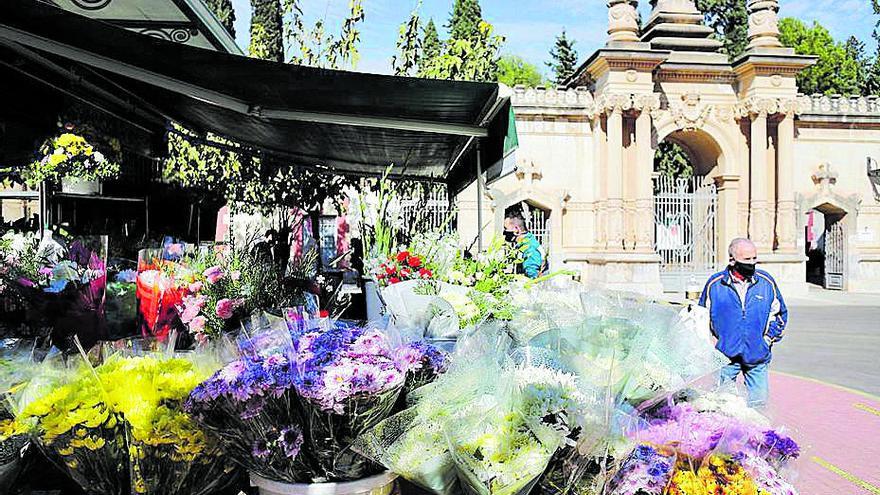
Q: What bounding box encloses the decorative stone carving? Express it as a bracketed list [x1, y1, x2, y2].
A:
[735, 97, 805, 118]
[511, 86, 594, 108]
[812, 163, 838, 193]
[669, 93, 713, 131]
[633, 93, 662, 114]
[593, 93, 635, 116]
[747, 0, 783, 50]
[607, 0, 640, 45]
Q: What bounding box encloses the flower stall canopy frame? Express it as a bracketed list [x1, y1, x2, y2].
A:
[0, 0, 514, 195]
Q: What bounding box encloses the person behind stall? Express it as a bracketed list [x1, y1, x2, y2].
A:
[503, 214, 544, 279]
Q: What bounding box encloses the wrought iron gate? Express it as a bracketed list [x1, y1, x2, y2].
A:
[825, 216, 846, 290]
[522, 202, 551, 253]
[653, 175, 718, 293]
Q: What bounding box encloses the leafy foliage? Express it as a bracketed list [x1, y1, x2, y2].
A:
[204, 0, 236, 38]
[447, 0, 483, 41]
[283, 0, 365, 69]
[497, 55, 545, 88]
[779, 18, 863, 95]
[25, 133, 121, 187]
[419, 21, 505, 82]
[695, 0, 749, 58]
[654, 141, 694, 181]
[163, 125, 354, 216]
[420, 19, 442, 71]
[547, 29, 578, 85]
[249, 0, 284, 62]
[393, 2, 422, 76]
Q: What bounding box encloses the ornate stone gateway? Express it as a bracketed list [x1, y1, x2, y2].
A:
[653, 175, 718, 292]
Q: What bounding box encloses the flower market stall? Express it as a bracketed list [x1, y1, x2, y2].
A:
[0, 3, 805, 495]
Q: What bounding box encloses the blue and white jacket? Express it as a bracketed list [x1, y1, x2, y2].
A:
[698, 268, 788, 365]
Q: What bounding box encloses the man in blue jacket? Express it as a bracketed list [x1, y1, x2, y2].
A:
[699, 238, 788, 408]
[503, 214, 544, 279]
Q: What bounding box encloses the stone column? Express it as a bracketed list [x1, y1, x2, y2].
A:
[749, 110, 773, 251]
[715, 175, 742, 264]
[608, 0, 640, 45]
[593, 114, 608, 249]
[776, 106, 798, 252]
[605, 96, 628, 251]
[747, 0, 783, 50]
[634, 94, 660, 252]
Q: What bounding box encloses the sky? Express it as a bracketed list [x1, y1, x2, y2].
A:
[227, 0, 878, 77]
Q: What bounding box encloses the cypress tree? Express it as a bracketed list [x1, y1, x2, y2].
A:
[447, 0, 483, 40]
[547, 29, 579, 85]
[249, 0, 284, 62]
[204, 0, 236, 38]
[421, 19, 441, 63]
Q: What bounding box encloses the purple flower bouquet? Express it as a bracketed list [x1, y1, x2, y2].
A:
[187, 321, 442, 484]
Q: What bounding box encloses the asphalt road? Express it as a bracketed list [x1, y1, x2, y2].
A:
[773, 295, 880, 397]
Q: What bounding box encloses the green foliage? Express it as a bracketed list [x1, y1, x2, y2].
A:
[393, 3, 422, 76]
[283, 0, 365, 69]
[695, 0, 748, 58]
[204, 0, 236, 38]
[419, 21, 505, 82]
[447, 0, 483, 41]
[654, 141, 694, 180]
[779, 18, 862, 95]
[497, 55, 544, 88]
[163, 125, 353, 216]
[421, 19, 442, 66]
[249, 0, 284, 62]
[547, 29, 578, 85]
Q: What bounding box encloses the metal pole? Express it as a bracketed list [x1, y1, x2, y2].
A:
[476, 140, 483, 253]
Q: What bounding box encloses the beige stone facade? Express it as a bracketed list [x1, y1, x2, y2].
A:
[459, 0, 880, 296]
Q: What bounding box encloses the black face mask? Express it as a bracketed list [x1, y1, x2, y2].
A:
[504, 230, 517, 243]
[733, 261, 757, 278]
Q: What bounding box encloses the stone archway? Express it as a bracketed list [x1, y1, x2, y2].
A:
[651, 128, 726, 292]
[798, 187, 861, 290]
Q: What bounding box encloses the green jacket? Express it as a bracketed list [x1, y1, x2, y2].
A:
[518, 232, 544, 279]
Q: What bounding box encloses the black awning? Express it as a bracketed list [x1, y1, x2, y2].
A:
[0, 0, 511, 192]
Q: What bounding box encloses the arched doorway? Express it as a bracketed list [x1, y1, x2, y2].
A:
[804, 203, 848, 290]
[653, 129, 721, 292]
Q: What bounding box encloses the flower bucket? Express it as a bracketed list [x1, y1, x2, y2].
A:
[250, 472, 397, 495]
[364, 279, 383, 323]
[61, 177, 101, 195]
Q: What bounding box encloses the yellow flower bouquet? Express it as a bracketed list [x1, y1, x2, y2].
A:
[12, 349, 237, 494]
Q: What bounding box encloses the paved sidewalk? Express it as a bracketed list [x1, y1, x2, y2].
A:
[768, 372, 880, 495]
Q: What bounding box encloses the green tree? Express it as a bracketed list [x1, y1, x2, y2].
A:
[654, 141, 694, 182]
[421, 19, 442, 68]
[419, 21, 505, 82]
[497, 55, 544, 87]
[845, 36, 870, 92]
[695, 0, 749, 58]
[393, 3, 422, 76]
[779, 18, 862, 95]
[249, 0, 284, 62]
[447, 0, 483, 40]
[205, 0, 236, 38]
[547, 29, 578, 85]
[283, 0, 365, 69]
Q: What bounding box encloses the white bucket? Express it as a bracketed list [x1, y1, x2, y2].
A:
[250, 471, 398, 495]
[364, 279, 383, 323]
[61, 177, 101, 195]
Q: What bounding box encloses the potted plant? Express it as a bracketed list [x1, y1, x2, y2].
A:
[24, 132, 121, 195]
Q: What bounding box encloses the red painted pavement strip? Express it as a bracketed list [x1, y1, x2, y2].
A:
[767, 372, 880, 495]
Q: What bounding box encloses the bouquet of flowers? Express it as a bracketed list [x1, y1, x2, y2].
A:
[186, 319, 443, 484]
[0, 232, 107, 349]
[375, 250, 433, 287]
[11, 348, 236, 495]
[23, 132, 120, 188]
[136, 243, 191, 340]
[607, 444, 677, 495]
[0, 340, 40, 492]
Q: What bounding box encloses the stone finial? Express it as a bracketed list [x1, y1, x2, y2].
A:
[607, 0, 640, 45]
[747, 0, 783, 50]
[650, 0, 699, 14]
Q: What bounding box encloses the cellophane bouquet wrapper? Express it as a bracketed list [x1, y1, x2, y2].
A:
[186, 316, 447, 484]
[11, 339, 236, 495]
